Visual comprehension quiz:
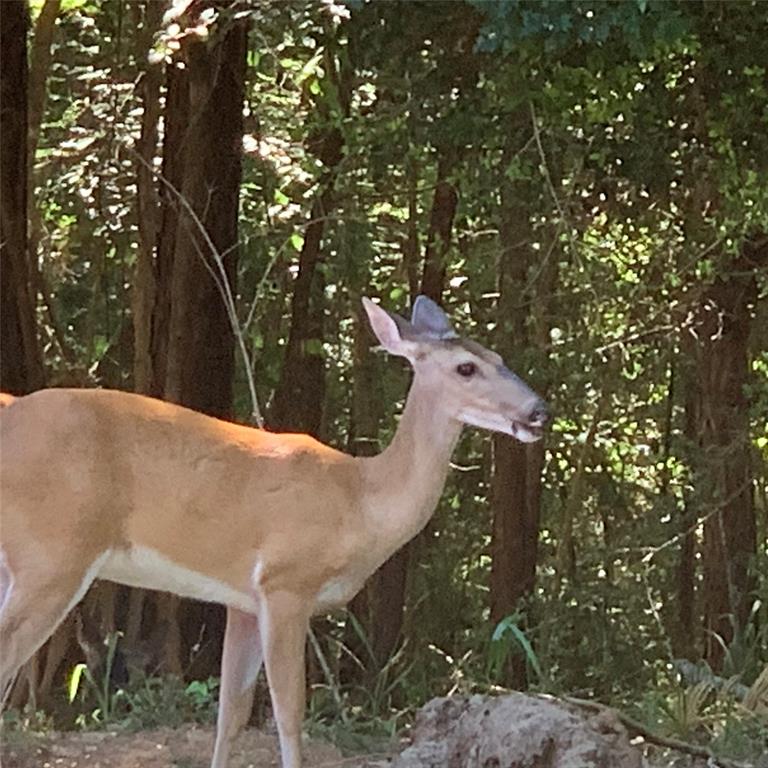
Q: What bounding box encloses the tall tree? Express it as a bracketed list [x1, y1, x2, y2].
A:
[163, 20, 248, 416]
[132, 0, 163, 396]
[142, 9, 249, 675]
[270, 25, 349, 436]
[488, 126, 548, 689]
[0, 0, 45, 395]
[686, 241, 764, 668]
[370, 159, 460, 668]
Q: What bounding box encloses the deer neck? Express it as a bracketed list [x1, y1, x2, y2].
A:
[360, 375, 463, 553]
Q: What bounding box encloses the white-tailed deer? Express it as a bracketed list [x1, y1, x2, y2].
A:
[0, 296, 548, 768]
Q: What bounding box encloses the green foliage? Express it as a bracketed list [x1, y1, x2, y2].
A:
[1, 707, 55, 735]
[637, 672, 768, 762]
[117, 676, 219, 731]
[488, 614, 545, 686]
[473, 0, 689, 57]
[68, 632, 122, 726]
[18, 0, 768, 764]
[66, 670, 218, 732]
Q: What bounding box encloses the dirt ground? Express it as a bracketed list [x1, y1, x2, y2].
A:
[0, 725, 741, 768]
[2, 693, 762, 768]
[0, 726, 392, 768]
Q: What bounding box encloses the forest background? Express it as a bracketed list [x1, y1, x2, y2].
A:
[1, 0, 766, 762]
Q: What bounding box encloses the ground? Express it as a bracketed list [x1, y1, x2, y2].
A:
[2, 693, 763, 768]
[0, 725, 391, 768]
[0, 725, 738, 768]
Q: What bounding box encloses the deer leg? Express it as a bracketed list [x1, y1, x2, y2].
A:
[0, 552, 102, 700]
[210, 607, 262, 768]
[259, 592, 310, 768]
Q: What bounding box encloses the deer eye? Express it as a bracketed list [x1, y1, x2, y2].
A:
[456, 362, 477, 378]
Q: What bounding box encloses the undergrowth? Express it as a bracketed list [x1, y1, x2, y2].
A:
[2, 613, 765, 765]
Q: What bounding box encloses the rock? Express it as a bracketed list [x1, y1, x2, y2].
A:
[391, 693, 643, 768]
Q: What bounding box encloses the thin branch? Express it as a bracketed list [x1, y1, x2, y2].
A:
[131, 149, 263, 427]
[529, 100, 566, 224]
[562, 696, 752, 768]
[607, 476, 756, 564]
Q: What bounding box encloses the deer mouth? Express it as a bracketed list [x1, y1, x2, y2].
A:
[510, 421, 544, 443]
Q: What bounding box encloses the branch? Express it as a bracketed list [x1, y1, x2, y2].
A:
[562, 696, 752, 768]
[131, 149, 264, 427]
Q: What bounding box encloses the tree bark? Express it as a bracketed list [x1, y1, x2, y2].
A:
[269, 183, 335, 435]
[488, 132, 551, 689]
[27, 0, 60, 174]
[132, 0, 163, 395]
[269, 27, 350, 436]
[686, 240, 763, 668]
[145, 15, 248, 676]
[0, 0, 45, 395]
[420, 154, 458, 302]
[371, 152, 459, 669]
[149, 61, 189, 398]
[163, 24, 246, 416]
[489, 186, 533, 689]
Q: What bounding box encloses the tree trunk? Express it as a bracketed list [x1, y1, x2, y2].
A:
[488, 132, 550, 689]
[269, 183, 336, 435]
[145, 16, 248, 676]
[340, 297, 384, 682]
[371, 153, 458, 668]
[132, 0, 163, 395]
[687, 240, 763, 668]
[0, 0, 45, 395]
[420, 154, 458, 302]
[489, 185, 533, 689]
[27, 0, 60, 174]
[163, 25, 246, 415]
[149, 61, 189, 399]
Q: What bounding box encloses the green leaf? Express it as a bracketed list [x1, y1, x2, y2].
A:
[505, 622, 543, 682]
[290, 232, 304, 251]
[490, 614, 544, 683]
[297, 51, 324, 85]
[68, 663, 88, 703]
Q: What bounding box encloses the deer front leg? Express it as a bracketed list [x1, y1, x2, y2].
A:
[259, 592, 310, 768]
[211, 607, 262, 768]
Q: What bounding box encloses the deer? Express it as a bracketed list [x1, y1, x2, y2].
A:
[0, 295, 549, 768]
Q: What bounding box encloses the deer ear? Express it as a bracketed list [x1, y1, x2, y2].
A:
[362, 297, 417, 357]
[411, 295, 457, 340]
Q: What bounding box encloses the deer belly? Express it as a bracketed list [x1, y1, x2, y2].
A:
[314, 573, 363, 612]
[98, 546, 257, 613]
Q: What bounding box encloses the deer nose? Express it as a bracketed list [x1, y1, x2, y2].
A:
[528, 400, 550, 427]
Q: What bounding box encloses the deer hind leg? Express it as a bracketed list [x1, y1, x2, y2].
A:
[210, 607, 263, 768]
[0, 548, 107, 700]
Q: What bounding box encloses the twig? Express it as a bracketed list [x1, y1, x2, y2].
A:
[638, 476, 755, 564]
[308, 627, 348, 726]
[131, 149, 264, 427]
[529, 101, 566, 225]
[562, 695, 752, 768]
[316, 753, 394, 767]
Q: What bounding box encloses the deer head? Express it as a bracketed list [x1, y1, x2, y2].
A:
[363, 296, 549, 443]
